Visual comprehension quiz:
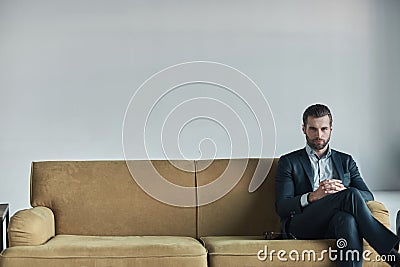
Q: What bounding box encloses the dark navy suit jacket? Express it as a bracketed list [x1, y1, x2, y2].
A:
[275, 148, 374, 230]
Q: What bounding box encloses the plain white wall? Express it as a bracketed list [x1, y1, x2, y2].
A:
[0, 0, 399, 216]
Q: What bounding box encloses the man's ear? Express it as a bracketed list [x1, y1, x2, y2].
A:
[302, 124, 306, 134]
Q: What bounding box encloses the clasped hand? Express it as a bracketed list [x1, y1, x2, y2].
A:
[308, 179, 346, 203]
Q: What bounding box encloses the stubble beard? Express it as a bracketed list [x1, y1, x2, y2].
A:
[306, 135, 330, 151]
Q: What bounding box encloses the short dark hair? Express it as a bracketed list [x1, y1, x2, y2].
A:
[302, 104, 332, 126]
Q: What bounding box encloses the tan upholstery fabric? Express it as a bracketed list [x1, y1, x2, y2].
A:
[366, 200, 390, 228]
[201, 236, 337, 267]
[0, 235, 207, 267]
[196, 158, 281, 236]
[30, 160, 197, 237]
[8, 206, 55, 247]
[201, 235, 390, 267]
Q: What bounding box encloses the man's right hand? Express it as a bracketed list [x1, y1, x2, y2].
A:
[308, 179, 346, 203]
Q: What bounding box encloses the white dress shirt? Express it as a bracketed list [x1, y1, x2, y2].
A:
[300, 144, 339, 207]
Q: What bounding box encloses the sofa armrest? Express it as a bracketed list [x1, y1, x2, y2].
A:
[366, 200, 390, 229]
[8, 206, 55, 247]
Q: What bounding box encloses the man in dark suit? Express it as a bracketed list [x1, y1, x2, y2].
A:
[275, 104, 400, 267]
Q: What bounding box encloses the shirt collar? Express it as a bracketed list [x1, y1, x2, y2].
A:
[305, 144, 332, 159]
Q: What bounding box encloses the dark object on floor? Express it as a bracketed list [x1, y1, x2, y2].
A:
[397, 210, 400, 237]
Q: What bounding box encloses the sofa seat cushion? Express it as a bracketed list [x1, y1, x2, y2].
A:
[1, 235, 207, 267]
[201, 236, 338, 267]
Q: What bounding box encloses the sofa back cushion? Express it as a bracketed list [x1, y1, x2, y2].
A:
[31, 160, 197, 237]
[196, 158, 281, 236]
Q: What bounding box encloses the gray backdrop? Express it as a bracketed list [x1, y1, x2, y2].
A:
[1, 0, 399, 214]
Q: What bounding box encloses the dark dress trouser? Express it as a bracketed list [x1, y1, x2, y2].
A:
[287, 188, 399, 267]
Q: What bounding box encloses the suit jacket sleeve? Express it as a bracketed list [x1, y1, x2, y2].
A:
[346, 155, 374, 202]
[275, 156, 303, 220]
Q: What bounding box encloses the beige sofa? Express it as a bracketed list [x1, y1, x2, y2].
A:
[0, 159, 392, 267]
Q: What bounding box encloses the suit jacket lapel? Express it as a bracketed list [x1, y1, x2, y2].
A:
[331, 150, 345, 181]
[299, 148, 314, 188]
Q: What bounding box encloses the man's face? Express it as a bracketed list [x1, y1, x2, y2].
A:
[302, 115, 332, 151]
